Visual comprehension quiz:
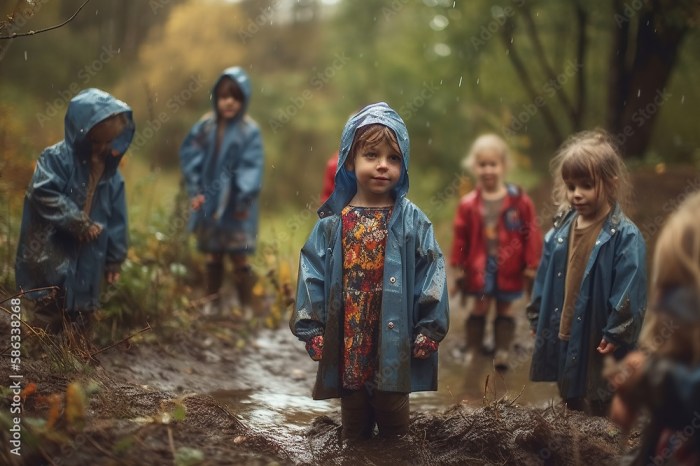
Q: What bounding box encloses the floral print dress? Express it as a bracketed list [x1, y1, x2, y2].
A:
[341, 205, 392, 390]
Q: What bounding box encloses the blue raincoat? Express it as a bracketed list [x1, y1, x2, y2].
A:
[528, 205, 647, 401]
[15, 88, 135, 312]
[290, 103, 450, 400]
[179, 67, 263, 253]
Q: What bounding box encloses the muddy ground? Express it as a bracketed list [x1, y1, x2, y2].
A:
[2, 167, 697, 465]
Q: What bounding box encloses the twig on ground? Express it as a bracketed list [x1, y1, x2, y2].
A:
[90, 322, 153, 357]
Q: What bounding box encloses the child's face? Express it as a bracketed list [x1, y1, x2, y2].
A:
[565, 177, 608, 221]
[473, 149, 505, 192]
[216, 90, 242, 121]
[346, 138, 403, 205]
[88, 118, 126, 158]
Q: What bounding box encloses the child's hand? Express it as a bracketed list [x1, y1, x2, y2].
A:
[80, 223, 103, 242]
[305, 335, 324, 361]
[596, 338, 617, 354]
[191, 194, 205, 211]
[413, 333, 439, 359]
[609, 394, 637, 430]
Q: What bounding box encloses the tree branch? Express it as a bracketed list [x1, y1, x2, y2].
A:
[521, 3, 578, 124]
[500, 15, 563, 145]
[0, 0, 93, 40]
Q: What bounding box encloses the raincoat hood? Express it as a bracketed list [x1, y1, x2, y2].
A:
[319, 102, 410, 217]
[211, 66, 252, 121]
[64, 88, 134, 169]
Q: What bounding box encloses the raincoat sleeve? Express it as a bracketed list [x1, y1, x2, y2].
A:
[233, 123, 264, 213]
[105, 173, 128, 269]
[603, 225, 647, 347]
[521, 194, 543, 270]
[527, 227, 554, 329]
[26, 148, 94, 237]
[413, 213, 449, 342]
[291, 219, 330, 342]
[179, 119, 209, 198]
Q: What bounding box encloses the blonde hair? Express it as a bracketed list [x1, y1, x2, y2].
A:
[639, 191, 700, 364]
[461, 133, 511, 174]
[550, 129, 631, 214]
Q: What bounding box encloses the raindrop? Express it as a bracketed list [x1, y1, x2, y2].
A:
[428, 138, 433, 145]
[310, 146, 313, 151]
[458, 76, 463, 87]
[637, 89, 641, 98]
[681, 95, 685, 104]
[24, 50, 27, 60]
[117, 48, 121, 54]
[476, 77, 480, 85]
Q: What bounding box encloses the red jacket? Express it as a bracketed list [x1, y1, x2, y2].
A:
[320, 153, 338, 203]
[450, 184, 542, 293]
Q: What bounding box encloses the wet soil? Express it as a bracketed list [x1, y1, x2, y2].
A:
[4, 167, 696, 465]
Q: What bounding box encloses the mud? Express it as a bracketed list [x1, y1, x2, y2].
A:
[7, 166, 694, 465]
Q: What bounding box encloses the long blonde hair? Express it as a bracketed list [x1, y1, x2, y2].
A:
[640, 191, 700, 364]
[550, 130, 631, 215]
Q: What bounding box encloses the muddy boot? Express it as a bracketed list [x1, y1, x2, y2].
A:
[233, 265, 258, 317]
[204, 261, 224, 316]
[464, 315, 486, 365]
[493, 315, 515, 371]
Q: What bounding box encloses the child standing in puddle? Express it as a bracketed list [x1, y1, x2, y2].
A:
[528, 130, 647, 416]
[291, 102, 449, 441]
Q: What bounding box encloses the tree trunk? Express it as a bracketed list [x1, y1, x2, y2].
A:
[606, 3, 688, 158]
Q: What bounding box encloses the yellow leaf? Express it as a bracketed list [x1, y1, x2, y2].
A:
[65, 382, 87, 430]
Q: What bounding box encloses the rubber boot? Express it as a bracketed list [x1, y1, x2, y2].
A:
[204, 261, 224, 315]
[233, 265, 258, 316]
[464, 315, 486, 365]
[493, 315, 515, 371]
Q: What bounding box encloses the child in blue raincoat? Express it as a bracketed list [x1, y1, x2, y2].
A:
[291, 102, 449, 441]
[15, 88, 135, 342]
[607, 191, 700, 465]
[528, 130, 647, 417]
[180, 67, 264, 314]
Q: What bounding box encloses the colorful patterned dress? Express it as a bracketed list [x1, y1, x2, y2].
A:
[341, 205, 392, 390]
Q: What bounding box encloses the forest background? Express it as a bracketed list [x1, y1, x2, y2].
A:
[1, 0, 699, 334]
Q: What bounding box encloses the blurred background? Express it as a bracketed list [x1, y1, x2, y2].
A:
[1, 0, 698, 332]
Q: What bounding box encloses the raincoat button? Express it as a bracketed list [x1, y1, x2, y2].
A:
[557, 237, 563, 243]
[387, 322, 395, 329]
[319, 212, 325, 218]
[389, 276, 396, 283]
[577, 316, 582, 321]
[611, 228, 616, 234]
[557, 272, 562, 277]
[554, 307, 559, 312]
